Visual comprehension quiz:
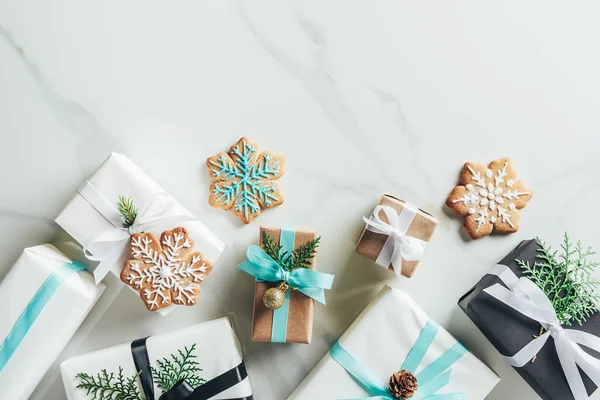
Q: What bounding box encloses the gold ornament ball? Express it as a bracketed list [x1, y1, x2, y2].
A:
[263, 287, 286, 310]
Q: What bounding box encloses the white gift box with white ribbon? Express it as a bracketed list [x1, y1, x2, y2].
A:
[287, 286, 500, 399]
[55, 152, 225, 315]
[0, 245, 105, 400]
[60, 316, 253, 400]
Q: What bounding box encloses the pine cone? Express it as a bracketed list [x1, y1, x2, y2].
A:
[388, 370, 418, 399]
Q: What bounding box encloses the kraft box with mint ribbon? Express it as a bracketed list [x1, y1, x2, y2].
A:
[288, 286, 499, 399]
[55, 153, 225, 315]
[459, 239, 600, 400]
[61, 316, 253, 400]
[0, 244, 105, 400]
[238, 226, 334, 344]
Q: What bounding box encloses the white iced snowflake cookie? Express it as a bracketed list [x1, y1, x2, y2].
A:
[446, 157, 533, 240]
[120, 227, 213, 311]
[207, 137, 285, 224]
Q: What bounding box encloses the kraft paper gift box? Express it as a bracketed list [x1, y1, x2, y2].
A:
[459, 239, 600, 400]
[240, 226, 334, 344]
[55, 152, 225, 315]
[355, 195, 438, 278]
[0, 244, 105, 400]
[61, 316, 253, 400]
[288, 286, 499, 400]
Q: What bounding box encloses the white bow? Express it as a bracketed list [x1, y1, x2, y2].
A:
[484, 264, 600, 400]
[362, 205, 427, 276]
[83, 191, 194, 284]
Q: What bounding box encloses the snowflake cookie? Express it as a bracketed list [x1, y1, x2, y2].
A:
[120, 227, 213, 311]
[206, 137, 285, 224]
[446, 157, 533, 239]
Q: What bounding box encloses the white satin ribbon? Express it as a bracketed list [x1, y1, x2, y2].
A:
[362, 204, 427, 277]
[79, 181, 195, 284]
[484, 264, 600, 400]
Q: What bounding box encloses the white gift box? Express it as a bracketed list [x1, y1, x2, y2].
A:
[0, 244, 105, 400]
[55, 152, 225, 315]
[61, 316, 253, 400]
[288, 286, 500, 400]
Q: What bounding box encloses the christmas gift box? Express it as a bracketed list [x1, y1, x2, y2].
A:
[288, 285, 500, 399]
[61, 316, 253, 400]
[0, 244, 105, 400]
[55, 153, 225, 314]
[237, 227, 335, 344]
[459, 236, 600, 400]
[356, 194, 438, 278]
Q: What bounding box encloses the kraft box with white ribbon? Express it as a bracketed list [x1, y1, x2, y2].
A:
[0, 244, 105, 400]
[287, 286, 499, 400]
[459, 239, 600, 400]
[55, 153, 225, 316]
[60, 316, 253, 400]
[355, 195, 438, 278]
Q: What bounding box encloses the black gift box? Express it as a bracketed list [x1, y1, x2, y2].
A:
[458, 239, 600, 400]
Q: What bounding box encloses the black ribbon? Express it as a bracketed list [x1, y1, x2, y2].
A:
[159, 362, 253, 400]
[130, 338, 252, 400]
[131, 337, 155, 400]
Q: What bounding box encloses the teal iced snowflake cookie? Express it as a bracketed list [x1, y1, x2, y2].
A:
[207, 137, 285, 224]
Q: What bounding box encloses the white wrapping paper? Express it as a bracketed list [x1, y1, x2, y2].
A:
[0, 245, 105, 400]
[55, 152, 225, 315]
[61, 316, 253, 400]
[288, 286, 500, 399]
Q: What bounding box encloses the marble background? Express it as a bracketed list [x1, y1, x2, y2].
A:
[1, 1, 600, 399]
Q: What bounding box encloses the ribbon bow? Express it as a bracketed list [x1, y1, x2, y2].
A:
[484, 264, 600, 400]
[363, 205, 427, 276]
[83, 191, 194, 284]
[237, 245, 334, 304]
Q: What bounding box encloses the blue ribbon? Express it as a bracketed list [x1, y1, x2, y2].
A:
[237, 228, 334, 343]
[237, 238, 335, 305]
[330, 321, 467, 400]
[0, 260, 87, 373]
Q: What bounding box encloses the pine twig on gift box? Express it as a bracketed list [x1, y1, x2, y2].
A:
[517, 233, 600, 334]
[75, 367, 141, 400]
[151, 343, 206, 392]
[261, 230, 320, 272]
[116, 195, 138, 228]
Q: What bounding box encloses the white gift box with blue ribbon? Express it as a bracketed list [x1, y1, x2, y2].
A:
[0, 244, 105, 400]
[287, 286, 499, 400]
[55, 153, 225, 315]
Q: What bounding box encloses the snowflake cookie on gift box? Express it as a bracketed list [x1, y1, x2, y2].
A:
[446, 157, 533, 239]
[206, 137, 285, 224]
[120, 227, 213, 311]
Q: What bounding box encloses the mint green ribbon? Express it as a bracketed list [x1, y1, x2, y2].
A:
[237, 228, 334, 343]
[330, 321, 466, 400]
[237, 244, 335, 305]
[0, 260, 87, 373]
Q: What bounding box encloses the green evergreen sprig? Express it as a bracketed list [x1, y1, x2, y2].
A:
[117, 195, 138, 229]
[261, 230, 320, 271]
[76, 367, 141, 400]
[76, 344, 205, 399]
[151, 343, 206, 392]
[517, 233, 600, 329]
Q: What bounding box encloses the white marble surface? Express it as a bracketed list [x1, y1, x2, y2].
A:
[1, 1, 600, 399]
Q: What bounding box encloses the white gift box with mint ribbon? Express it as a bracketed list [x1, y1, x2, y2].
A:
[0, 244, 105, 400]
[55, 153, 225, 315]
[287, 286, 499, 400]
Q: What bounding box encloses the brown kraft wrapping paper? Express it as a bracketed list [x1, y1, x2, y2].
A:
[251, 226, 316, 344]
[355, 194, 438, 277]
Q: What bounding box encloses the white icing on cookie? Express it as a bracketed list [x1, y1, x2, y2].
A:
[452, 161, 530, 230]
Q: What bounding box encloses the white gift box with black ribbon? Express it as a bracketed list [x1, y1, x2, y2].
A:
[60, 316, 253, 400]
[0, 244, 105, 400]
[55, 152, 225, 315]
[287, 286, 500, 399]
